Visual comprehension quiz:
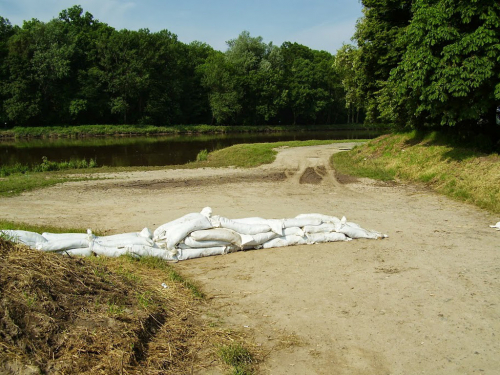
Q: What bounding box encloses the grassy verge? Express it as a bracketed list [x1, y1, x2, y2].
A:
[1, 139, 366, 197]
[0, 219, 95, 234]
[0, 123, 382, 139]
[0, 171, 102, 197]
[1, 156, 98, 177]
[331, 131, 500, 213]
[191, 139, 365, 169]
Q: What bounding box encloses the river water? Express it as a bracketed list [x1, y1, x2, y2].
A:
[0, 130, 381, 167]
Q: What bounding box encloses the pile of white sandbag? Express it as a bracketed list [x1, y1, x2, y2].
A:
[1, 207, 387, 261]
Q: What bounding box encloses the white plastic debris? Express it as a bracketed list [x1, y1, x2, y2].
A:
[490, 222, 500, 230]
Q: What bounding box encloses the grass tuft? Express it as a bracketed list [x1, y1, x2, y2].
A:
[196, 149, 208, 162]
[217, 343, 255, 374]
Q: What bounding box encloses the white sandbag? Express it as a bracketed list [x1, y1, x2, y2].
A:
[306, 232, 348, 244]
[127, 244, 177, 261]
[266, 219, 284, 235]
[126, 244, 177, 261]
[59, 248, 94, 257]
[262, 235, 307, 249]
[283, 227, 305, 236]
[241, 231, 280, 249]
[283, 217, 322, 228]
[182, 236, 232, 248]
[154, 213, 213, 249]
[36, 238, 90, 252]
[154, 212, 212, 240]
[213, 216, 272, 235]
[233, 217, 284, 235]
[200, 206, 213, 218]
[89, 243, 171, 259]
[296, 213, 341, 224]
[148, 247, 178, 261]
[190, 228, 242, 248]
[91, 243, 130, 257]
[42, 232, 91, 241]
[139, 227, 153, 239]
[303, 223, 336, 234]
[177, 246, 231, 261]
[1, 230, 47, 247]
[94, 233, 154, 248]
[232, 217, 267, 224]
[337, 223, 384, 239]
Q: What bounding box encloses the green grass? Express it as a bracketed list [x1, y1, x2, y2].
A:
[0, 172, 101, 197]
[196, 149, 208, 161]
[331, 131, 500, 213]
[217, 343, 255, 375]
[191, 139, 365, 169]
[0, 218, 93, 234]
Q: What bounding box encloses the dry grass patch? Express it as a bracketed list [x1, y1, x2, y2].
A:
[0, 238, 261, 374]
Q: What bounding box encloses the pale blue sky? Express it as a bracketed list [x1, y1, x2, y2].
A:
[0, 0, 362, 53]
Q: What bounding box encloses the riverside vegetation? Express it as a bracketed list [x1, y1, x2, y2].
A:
[0, 139, 363, 197]
[331, 131, 500, 214]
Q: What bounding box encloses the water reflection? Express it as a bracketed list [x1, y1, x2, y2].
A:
[0, 130, 382, 167]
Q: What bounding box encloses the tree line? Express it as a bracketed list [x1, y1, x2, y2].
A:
[0, 2, 498, 138]
[340, 0, 500, 141]
[0, 6, 348, 127]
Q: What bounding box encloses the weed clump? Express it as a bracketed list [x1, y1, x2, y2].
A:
[196, 149, 208, 162]
[218, 343, 255, 374]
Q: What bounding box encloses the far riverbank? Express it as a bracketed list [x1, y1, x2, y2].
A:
[0, 123, 388, 140]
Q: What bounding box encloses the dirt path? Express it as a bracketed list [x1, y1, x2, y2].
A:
[1, 143, 499, 374]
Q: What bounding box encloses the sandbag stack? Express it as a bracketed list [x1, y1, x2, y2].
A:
[1, 207, 387, 261]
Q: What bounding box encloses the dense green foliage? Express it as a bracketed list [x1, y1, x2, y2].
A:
[352, 0, 413, 123]
[1, 2, 498, 140]
[0, 6, 349, 128]
[343, 0, 500, 143]
[381, 0, 500, 131]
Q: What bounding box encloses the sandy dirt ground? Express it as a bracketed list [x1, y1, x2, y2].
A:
[1, 143, 499, 374]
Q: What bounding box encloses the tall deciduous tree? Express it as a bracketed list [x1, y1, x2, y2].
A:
[279, 42, 342, 125]
[353, 0, 413, 123]
[335, 44, 364, 123]
[0, 16, 16, 126]
[380, 0, 500, 134]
